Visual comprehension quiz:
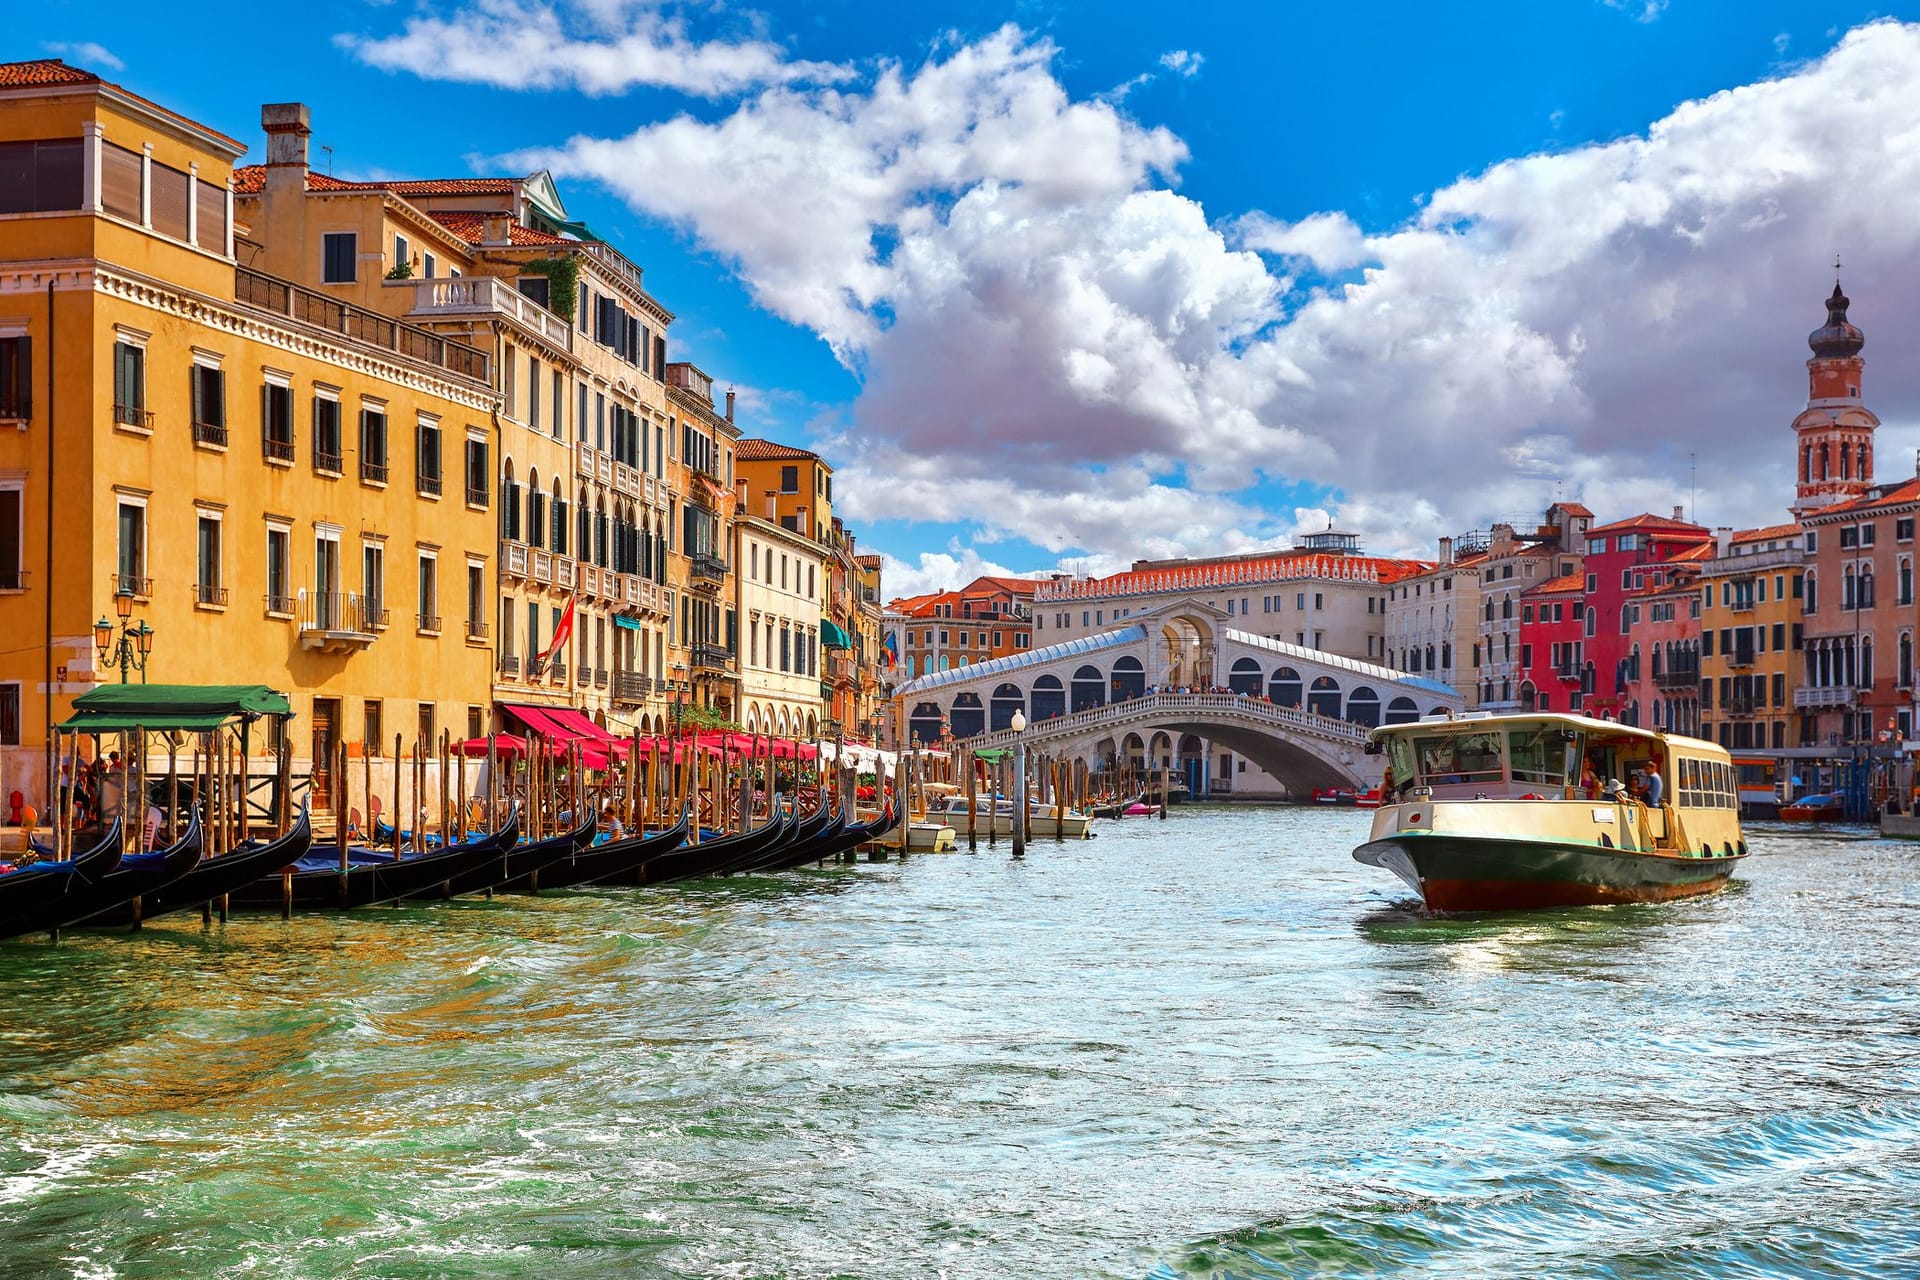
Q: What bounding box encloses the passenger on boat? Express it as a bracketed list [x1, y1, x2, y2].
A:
[1580, 759, 1602, 799]
[1645, 761, 1664, 807]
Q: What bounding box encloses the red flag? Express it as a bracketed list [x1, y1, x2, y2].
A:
[537, 595, 576, 662]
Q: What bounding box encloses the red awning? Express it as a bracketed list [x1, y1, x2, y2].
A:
[501, 703, 626, 767]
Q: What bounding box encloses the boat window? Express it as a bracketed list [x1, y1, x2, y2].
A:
[1680, 758, 1699, 807]
[1386, 736, 1419, 792]
[1411, 731, 1504, 786]
[1507, 725, 1576, 789]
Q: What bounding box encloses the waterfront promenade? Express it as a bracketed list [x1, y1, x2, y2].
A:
[1, 807, 1913, 1277]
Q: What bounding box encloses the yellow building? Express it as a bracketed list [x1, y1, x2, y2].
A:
[0, 61, 495, 807]
[232, 104, 685, 736]
[736, 438, 833, 545]
[732, 511, 827, 739]
[665, 362, 739, 723]
[1697, 524, 1806, 752]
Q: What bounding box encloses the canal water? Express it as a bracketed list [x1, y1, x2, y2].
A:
[2, 807, 1918, 1279]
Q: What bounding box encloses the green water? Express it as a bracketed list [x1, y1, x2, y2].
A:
[1, 806, 1917, 1279]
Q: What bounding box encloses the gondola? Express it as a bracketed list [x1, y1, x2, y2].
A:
[0, 820, 125, 940]
[77, 806, 314, 928]
[539, 808, 692, 890]
[410, 809, 596, 899]
[727, 798, 838, 875]
[633, 803, 792, 885]
[15, 812, 205, 939]
[766, 805, 896, 872]
[226, 806, 521, 911]
[1089, 794, 1146, 820]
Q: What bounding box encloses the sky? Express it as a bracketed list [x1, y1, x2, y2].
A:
[23, 1, 1920, 599]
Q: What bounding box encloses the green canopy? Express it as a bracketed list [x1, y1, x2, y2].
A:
[57, 683, 292, 733]
[820, 618, 853, 650]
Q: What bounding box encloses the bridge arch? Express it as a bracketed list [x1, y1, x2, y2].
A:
[1158, 612, 1217, 688]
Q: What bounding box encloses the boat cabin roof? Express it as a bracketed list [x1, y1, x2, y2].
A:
[1367, 711, 1727, 761]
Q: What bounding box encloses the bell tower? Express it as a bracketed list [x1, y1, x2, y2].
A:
[1791, 272, 1879, 518]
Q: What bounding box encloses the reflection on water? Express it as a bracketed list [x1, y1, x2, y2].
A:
[2, 807, 1919, 1278]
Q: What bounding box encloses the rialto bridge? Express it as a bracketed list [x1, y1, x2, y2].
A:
[891, 601, 1464, 796]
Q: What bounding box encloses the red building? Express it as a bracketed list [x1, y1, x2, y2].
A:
[1516, 573, 1586, 715]
[1621, 546, 1706, 736]
[1576, 512, 1712, 722]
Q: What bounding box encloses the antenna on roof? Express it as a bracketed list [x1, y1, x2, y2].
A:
[320, 144, 333, 176]
[1689, 451, 1696, 523]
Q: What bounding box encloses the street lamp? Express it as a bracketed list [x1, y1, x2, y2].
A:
[1010, 709, 1028, 855]
[94, 587, 154, 683]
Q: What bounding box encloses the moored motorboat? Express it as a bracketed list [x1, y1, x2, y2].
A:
[1352, 711, 1748, 913]
[1778, 792, 1846, 822]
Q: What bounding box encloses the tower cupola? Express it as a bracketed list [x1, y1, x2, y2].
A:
[1791, 273, 1878, 519]
[1808, 281, 1864, 359]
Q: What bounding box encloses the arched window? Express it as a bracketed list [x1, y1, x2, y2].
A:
[1862, 637, 1874, 688]
[1070, 664, 1106, 712]
[1519, 680, 1536, 711]
[1441, 643, 1451, 670]
[989, 683, 1026, 732]
[949, 693, 985, 739]
[1228, 657, 1262, 695]
[1861, 567, 1875, 609]
[1110, 656, 1146, 700]
[908, 702, 943, 745]
[1346, 686, 1381, 727]
[1501, 597, 1513, 619]
[1307, 676, 1341, 718]
[1031, 675, 1066, 720]
[1384, 696, 1419, 725]
[1268, 666, 1303, 708]
[1902, 632, 1913, 689]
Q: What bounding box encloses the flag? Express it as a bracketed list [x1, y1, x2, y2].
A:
[883, 631, 898, 669]
[537, 595, 576, 662]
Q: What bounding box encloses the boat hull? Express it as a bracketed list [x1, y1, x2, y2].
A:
[1354, 832, 1744, 913]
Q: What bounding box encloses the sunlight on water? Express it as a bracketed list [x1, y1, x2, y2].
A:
[2, 810, 1919, 1278]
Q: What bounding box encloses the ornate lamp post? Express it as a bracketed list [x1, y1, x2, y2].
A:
[94, 587, 154, 684]
[1010, 709, 1028, 856]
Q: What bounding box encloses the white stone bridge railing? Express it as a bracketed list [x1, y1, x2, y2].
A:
[958, 691, 1372, 753]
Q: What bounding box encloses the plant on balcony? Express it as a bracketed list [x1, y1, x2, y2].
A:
[385, 260, 414, 280]
[522, 256, 580, 320]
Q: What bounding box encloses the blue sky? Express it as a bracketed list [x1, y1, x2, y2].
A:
[23, 2, 1920, 597]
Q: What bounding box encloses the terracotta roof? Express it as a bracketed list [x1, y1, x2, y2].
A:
[0, 59, 98, 87]
[737, 438, 822, 463]
[1529, 573, 1586, 594]
[968, 575, 1041, 594]
[380, 178, 518, 196]
[1666, 543, 1712, 563]
[1585, 512, 1709, 536]
[1550, 501, 1595, 518]
[231, 165, 381, 195]
[1038, 552, 1431, 601]
[428, 211, 570, 247]
[1806, 477, 1920, 518]
[1733, 523, 1801, 544]
[855, 554, 882, 568]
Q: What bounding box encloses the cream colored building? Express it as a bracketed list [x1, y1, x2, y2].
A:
[1383, 537, 1488, 708]
[733, 511, 827, 739]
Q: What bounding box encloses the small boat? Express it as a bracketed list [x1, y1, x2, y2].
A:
[226, 806, 521, 911]
[1123, 802, 1155, 816]
[767, 805, 896, 871]
[631, 804, 792, 885]
[0, 821, 125, 940]
[25, 813, 205, 938]
[1354, 788, 1384, 809]
[1089, 793, 1145, 819]
[1313, 787, 1359, 806]
[1352, 711, 1748, 913]
[1778, 792, 1846, 822]
[540, 810, 690, 890]
[77, 807, 314, 928]
[404, 810, 595, 899]
[930, 795, 1095, 839]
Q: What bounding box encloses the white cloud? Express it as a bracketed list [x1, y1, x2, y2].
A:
[43, 41, 124, 72]
[338, 0, 846, 97]
[880, 548, 1038, 601]
[1600, 0, 1669, 22]
[502, 19, 1920, 570]
[1159, 50, 1204, 78]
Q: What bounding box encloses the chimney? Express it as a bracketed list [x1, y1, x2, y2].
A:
[1673, 505, 1686, 521]
[725, 389, 736, 423]
[1715, 526, 1733, 558]
[1913, 448, 1919, 478]
[734, 479, 748, 512]
[764, 490, 777, 520]
[261, 103, 310, 169]
[482, 212, 512, 247]
[1437, 536, 1453, 566]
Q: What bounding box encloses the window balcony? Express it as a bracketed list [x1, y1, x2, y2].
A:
[396, 275, 574, 357]
[240, 266, 491, 383]
[361, 459, 390, 484]
[692, 642, 733, 671]
[498, 654, 519, 677]
[264, 592, 294, 617]
[113, 402, 153, 431]
[297, 589, 379, 652]
[614, 671, 650, 704]
[1794, 686, 1854, 709]
[595, 667, 609, 689]
[465, 484, 488, 508]
[192, 420, 227, 448]
[417, 613, 441, 634]
[417, 473, 443, 498]
[192, 583, 229, 608]
[501, 540, 530, 581]
[691, 553, 728, 582]
[314, 450, 344, 476]
[262, 434, 295, 465]
[466, 617, 488, 641]
[0, 568, 27, 591]
[1653, 665, 1700, 688]
[114, 573, 152, 599]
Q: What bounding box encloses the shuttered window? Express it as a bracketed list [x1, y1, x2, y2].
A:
[149, 161, 190, 240]
[323, 232, 357, 283]
[0, 337, 28, 419]
[101, 142, 141, 220]
[0, 139, 82, 214]
[194, 178, 226, 252]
